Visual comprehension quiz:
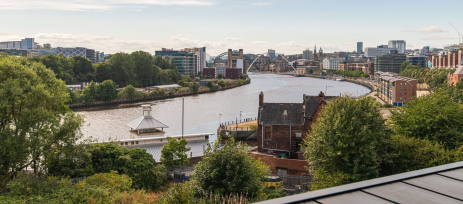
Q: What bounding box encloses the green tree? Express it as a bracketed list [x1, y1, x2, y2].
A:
[97, 80, 119, 101]
[391, 90, 463, 150]
[118, 85, 139, 99]
[301, 96, 393, 187]
[0, 55, 83, 192]
[107, 53, 136, 87]
[160, 137, 191, 167]
[72, 56, 94, 82]
[217, 79, 225, 87]
[190, 82, 200, 93]
[82, 81, 98, 103]
[131, 51, 155, 87]
[192, 137, 269, 196]
[94, 62, 110, 82]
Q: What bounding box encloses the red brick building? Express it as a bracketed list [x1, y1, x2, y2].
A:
[257, 91, 336, 160]
[203, 68, 216, 78]
[225, 68, 242, 79]
[448, 67, 463, 86]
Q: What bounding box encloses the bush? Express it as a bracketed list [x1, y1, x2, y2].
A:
[302, 96, 393, 184]
[391, 90, 463, 150]
[168, 89, 175, 96]
[149, 89, 159, 97]
[118, 85, 139, 99]
[382, 103, 393, 108]
[7, 173, 61, 196]
[97, 80, 119, 101]
[190, 82, 200, 94]
[84, 171, 132, 191]
[158, 88, 166, 96]
[217, 79, 225, 87]
[158, 182, 197, 204]
[192, 137, 269, 197]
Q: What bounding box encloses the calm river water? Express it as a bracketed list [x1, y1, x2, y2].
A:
[76, 74, 370, 142]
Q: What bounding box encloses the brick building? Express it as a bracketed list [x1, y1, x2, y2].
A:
[225, 68, 242, 79]
[202, 68, 216, 78]
[337, 62, 375, 75]
[431, 50, 463, 69]
[448, 66, 463, 86]
[374, 72, 417, 106]
[257, 91, 336, 160]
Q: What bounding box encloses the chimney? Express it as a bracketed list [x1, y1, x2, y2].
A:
[259, 91, 264, 107]
[318, 91, 325, 104]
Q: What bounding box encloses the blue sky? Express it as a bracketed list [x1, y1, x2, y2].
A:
[1, 0, 462, 55]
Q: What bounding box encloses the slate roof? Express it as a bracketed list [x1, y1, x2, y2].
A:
[127, 116, 169, 130]
[303, 96, 319, 119]
[260, 103, 304, 126]
[255, 161, 463, 204]
[454, 66, 463, 75]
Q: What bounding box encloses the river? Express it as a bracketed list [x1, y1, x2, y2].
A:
[76, 74, 370, 142]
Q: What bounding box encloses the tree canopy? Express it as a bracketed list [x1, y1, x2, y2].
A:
[161, 137, 191, 167]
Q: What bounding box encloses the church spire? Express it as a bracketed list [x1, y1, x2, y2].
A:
[314, 44, 317, 54]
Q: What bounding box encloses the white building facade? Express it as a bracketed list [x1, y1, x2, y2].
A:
[323, 58, 343, 70]
[388, 40, 406, 54]
[364, 47, 396, 58]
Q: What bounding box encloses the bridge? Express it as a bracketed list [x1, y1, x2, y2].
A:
[212, 51, 298, 75]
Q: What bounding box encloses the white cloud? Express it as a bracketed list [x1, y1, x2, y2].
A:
[403, 26, 447, 33]
[251, 41, 268, 44]
[225, 37, 241, 41]
[421, 35, 458, 40]
[251, 2, 273, 6]
[277, 42, 301, 47]
[0, 0, 215, 11]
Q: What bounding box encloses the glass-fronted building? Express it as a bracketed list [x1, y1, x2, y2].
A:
[407, 55, 427, 67]
[374, 50, 407, 73]
[155, 49, 195, 76]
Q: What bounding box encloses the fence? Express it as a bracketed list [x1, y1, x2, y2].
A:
[167, 165, 195, 183]
[272, 173, 312, 192]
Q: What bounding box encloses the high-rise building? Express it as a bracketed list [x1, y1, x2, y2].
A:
[268, 49, 276, 59]
[357, 42, 363, 54]
[388, 40, 406, 53]
[20, 38, 35, 49]
[374, 50, 407, 73]
[228, 49, 246, 74]
[302, 50, 313, 60]
[155, 47, 206, 77]
[365, 46, 396, 58]
[421, 46, 430, 54]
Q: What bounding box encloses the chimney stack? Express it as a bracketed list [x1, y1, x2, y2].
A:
[259, 91, 264, 107]
[318, 91, 325, 104]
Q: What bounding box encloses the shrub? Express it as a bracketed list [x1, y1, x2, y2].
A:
[382, 103, 393, 108]
[118, 85, 139, 99]
[158, 88, 166, 96]
[149, 90, 159, 97]
[169, 89, 175, 96]
[192, 137, 269, 196]
[7, 173, 61, 196]
[84, 171, 132, 191]
[217, 79, 225, 87]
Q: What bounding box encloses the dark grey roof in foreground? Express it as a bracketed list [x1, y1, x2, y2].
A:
[255, 161, 463, 204]
[260, 103, 304, 126]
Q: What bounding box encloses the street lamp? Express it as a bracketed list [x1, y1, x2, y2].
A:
[219, 114, 222, 127]
[240, 111, 242, 122]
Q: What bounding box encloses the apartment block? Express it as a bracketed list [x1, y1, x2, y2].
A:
[56, 47, 100, 64]
[338, 62, 374, 75]
[374, 50, 407, 73]
[375, 72, 417, 106]
[431, 50, 463, 69]
[155, 47, 206, 77]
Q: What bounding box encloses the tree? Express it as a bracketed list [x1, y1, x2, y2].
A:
[0, 55, 83, 192]
[131, 51, 155, 87]
[160, 137, 191, 167]
[217, 79, 225, 87]
[118, 85, 139, 99]
[391, 90, 463, 150]
[301, 96, 393, 187]
[72, 56, 94, 82]
[217, 74, 224, 79]
[192, 137, 269, 196]
[190, 82, 200, 94]
[400, 61, 410, 73]
[82, 81, 98, 103]
[94, 62, 110, 82]
[97, 80, 119, 101]
[107, 53, 135, 87]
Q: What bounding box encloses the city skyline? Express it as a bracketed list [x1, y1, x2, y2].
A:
[1, 0, 462, 55]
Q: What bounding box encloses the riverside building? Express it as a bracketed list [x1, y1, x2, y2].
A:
[430, 50, 463, 69]
[155, 47, 207, 77]
[374, 72, 417, 106]
[374, 50, 407, 73]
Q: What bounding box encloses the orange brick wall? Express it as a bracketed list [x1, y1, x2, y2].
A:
[251, 152, 309, 175]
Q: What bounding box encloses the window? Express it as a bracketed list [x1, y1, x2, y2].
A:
[405, 93, 407, 95]
[284, 110, 287, 114]
[405, 97, 407, 100]
[400, 83, 403, 85]
[265, 126, 271, 140]
[295, 132, 302, 138]
[400, 97, 402, 100]
[405, 83, 407, 85]
[400, 88, 402, 90]
[405, 88, 407, 90]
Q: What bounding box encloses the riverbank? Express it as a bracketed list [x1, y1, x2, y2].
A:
[68, 82, 250, 110]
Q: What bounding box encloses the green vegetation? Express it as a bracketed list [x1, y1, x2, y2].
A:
[161, 137, 191, 167]
[302, 97, 392, 188]
[399, 61, 453, 89]
[332, 70, 370, 78]
[192, 137, 269, 196]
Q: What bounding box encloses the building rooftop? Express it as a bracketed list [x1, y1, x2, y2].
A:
[127, 115, 169, 130]
[260, 103, 304, 126]
[256, 161, 463, 204]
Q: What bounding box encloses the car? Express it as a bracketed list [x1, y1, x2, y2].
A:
[263, 176, 283, 189]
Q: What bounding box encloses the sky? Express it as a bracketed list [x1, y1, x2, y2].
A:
[1, 0, 463, 55]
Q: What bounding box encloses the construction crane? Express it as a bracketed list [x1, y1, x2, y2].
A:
[449, 22, 463, 44]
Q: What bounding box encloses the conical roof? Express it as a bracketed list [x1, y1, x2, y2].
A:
[127, 115, 169, 130]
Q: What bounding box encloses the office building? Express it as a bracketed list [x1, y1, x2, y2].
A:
[0, 49, 28, 57]
[0, 41, 21, 49]
[357, 42, 363, 54]
[225, 68, 242, 79]
[322, 58, 343, 70]
[338, 62, 374, 75]
[155, 47, 206, 77]
[302, 50, 313, 61]
[43, 43, 51, 49]
[407, 55, 427, 67]
[388, 40, 406, 54]
[365, 46, 396, 58]
[374, 50, 407, 73]
[203, 68, 216, 78]
[56, 47, 101, 63]
[421, 46, 430, 54]
[375, 72, 417, 106]
[268, 49, 276, 59]
[228, 49, 246, 74]
[216, 67, 228, 78]
[20, 38, 35, 49]
[99, 52, 105, 62]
